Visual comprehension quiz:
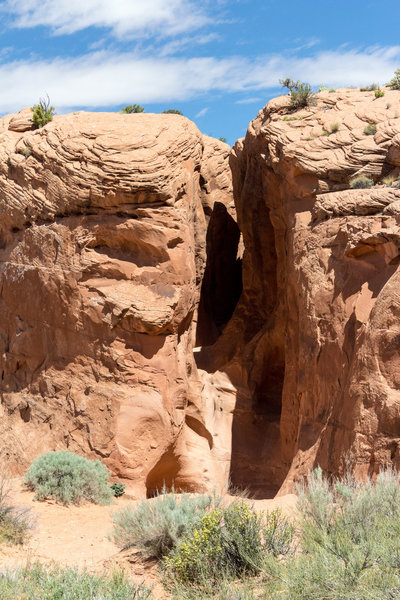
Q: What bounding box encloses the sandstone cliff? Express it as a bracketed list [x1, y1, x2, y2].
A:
[199, 88, 400, 496]
[0, 110, 237, 496]
[2, 90, 400, 499]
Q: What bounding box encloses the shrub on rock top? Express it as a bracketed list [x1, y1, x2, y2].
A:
[349, 176, 374, 189]
[280, 77, 314, 110]
[162, 109, 183, 115]
[120, 104, 144, 113]
[24, 451, 113, 505]
[31, 95, 55, 129]
[387, 68, 400, 90]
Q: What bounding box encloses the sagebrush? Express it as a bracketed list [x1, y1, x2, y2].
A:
[24, 451, 113, 505]
[350, 176, 374, 189]
[266, 467, 400, 600]
[112, 489, 219, 558]
[0, 469, 32, 545]
[0, 563, 152, 600]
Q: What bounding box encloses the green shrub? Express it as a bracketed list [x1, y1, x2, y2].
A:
[120, 104, 144, 113]
[0, 563, 152, 600]
[17, 144, 32, 158]
[350, 176, 374, 189]
[330, 123, 339, 133]
[112, 489, 219, 558]
[360, 83, 378, 91]
[218, 136, 228, 143]
[164, 502, 294, 584]
[279, 77, 314, 110]
[364, 123, 377, 135]
[111, 482, 126, 497]
[268, 468, 400, 600]
[328, 88, 336, 93]
[375, 87, 385, 98]
[162, 109, 183, 115]
[282, 116, 303, 121]
[387, 68, 400, 90]
[0, 470, 32, 545]
[24, 451, 113, 505]
[31, 95, 54, 129]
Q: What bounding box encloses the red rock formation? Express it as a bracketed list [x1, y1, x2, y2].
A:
[3, 89, 400, 499]
[0, 110, 236, 496]
[199, 88, 400, 497]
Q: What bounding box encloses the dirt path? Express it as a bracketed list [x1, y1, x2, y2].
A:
[0, 479, 298, 598]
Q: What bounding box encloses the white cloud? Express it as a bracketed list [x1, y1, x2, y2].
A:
[236, 97, 262, 104]
[1, 0, 209, 38]
[195, 108, 209, 118]
[0, 46, 398, 114]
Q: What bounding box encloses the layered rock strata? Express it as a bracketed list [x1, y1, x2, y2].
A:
[0, 110, 236, 496]
[199, 89, 400, 496]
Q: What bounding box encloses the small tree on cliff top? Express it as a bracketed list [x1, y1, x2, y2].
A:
[280, 78, 314, 110]
[120, 104, 144, 113]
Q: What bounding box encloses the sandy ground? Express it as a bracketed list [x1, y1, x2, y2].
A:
[0, 479, 298, 598]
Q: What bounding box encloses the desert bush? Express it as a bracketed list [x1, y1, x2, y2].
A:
[110, 482, 126, 497]
[0, 470, 32, 545]
[328, 87, 336, 93]
[112, 489, 219, 558]
[280, 78, 314, 110]
[218, 136, 228, 143]
[387, 68, 400, 90]
[350, 176, 374, 189]
[360, 83, 378, 91]
[165, 576, 259, 600]
[162, 109, 183, 115]
[375, 87, 385, 98]
[364, 123, 377, 135]
[330, 123, 339, 133]
[164, 502, 294, 584]
[0, 563, 152, 600]
[17, 144, 32, 158]
[120, 104, 144, 113]
[266, 467, 400, 600]
[31, 95, 55, 128]
[382, 175, 395, 186]
[24, 451, 113, 505]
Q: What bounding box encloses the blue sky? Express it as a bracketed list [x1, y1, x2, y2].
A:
[0, 0, 399, 144]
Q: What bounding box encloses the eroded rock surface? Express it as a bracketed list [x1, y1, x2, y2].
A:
[3, 90, 400, 499]
[0, 110, 235, 496]
[198, 88, 400, 496]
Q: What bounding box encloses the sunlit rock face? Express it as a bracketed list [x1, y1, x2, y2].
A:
[197, 89, 400, 497]
[3, 89, 400, 500]
[0, 110, 238, 496]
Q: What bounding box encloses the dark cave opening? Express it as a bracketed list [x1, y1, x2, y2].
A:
[196, 202, 242, 347]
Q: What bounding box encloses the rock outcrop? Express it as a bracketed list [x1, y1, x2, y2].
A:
[3, 90, 400, 499]
[0, 110, 237, 496]
[198, 88, 400, 496]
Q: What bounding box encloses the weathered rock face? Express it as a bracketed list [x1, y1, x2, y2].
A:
[0, 110, 236, 496]
[3, 91, 400, 499]
[198, 89, 400, 496]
